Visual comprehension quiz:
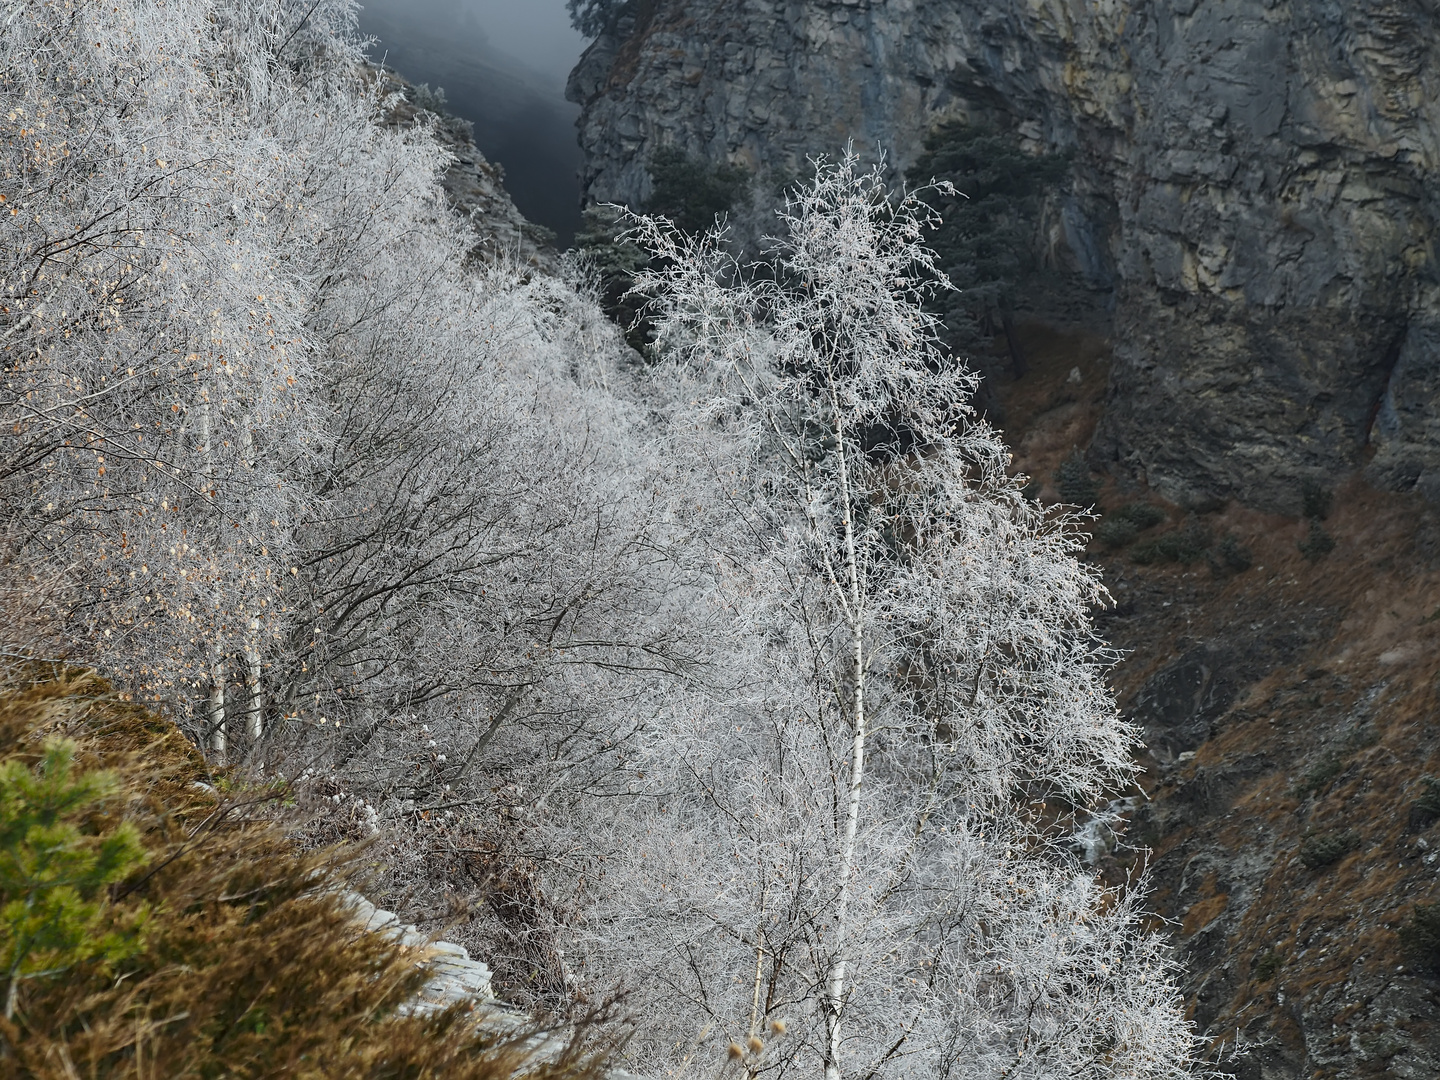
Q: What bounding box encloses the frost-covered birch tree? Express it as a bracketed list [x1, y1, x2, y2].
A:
[565, 152, 1204, 1080]
[0, 0, 706, 776]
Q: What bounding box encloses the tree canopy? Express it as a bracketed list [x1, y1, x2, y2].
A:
[567, 0, 625, 38]
[908, 123, 1071, 376]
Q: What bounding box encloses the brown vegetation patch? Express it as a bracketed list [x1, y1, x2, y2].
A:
[0, 664, 610, 1079]
[992, 323, 1111, 495]
[992, 330, 1440, 1072]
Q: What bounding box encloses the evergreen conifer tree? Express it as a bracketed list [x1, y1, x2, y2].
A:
[908, 123, 1070, 378]
[0, 740, 147, 1018]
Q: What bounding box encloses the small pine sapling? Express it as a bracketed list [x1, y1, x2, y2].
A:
[0, 740, 148, 1018]
[1055, 449, 1100, 509]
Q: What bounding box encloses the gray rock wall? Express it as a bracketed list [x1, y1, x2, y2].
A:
[567, 0, 1440, 509]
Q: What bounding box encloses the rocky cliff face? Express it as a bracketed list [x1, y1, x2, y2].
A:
[566, 0, 1440, 512]
[377, 67, 556, 266]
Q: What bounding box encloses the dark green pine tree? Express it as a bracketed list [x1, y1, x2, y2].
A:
[574, 204, 653, 352]
[907, 123, 1070, 379]
[0, 739, 148, 1018]
[643, 147, 752, 236]
[566, 0, 625, 38]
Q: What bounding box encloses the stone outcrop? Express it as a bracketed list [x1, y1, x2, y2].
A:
[566, 0, 1440, 511]
[345, 891, 645, 1080]
[376, 67, 557, 267]
[342, 891, 503, 1014]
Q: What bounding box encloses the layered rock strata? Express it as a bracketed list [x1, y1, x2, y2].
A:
[566, 0, 1440, 510]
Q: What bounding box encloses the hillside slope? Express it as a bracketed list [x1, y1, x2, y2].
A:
[994, 327, 1440, 1079]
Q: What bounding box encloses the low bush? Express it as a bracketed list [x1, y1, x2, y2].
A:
[1298, 829, 1359, 870]
[1132, 517, 1211, 566]
[1345, 724, 1380, 750]
[1097, 502, 1167, 549]
[1055, 450, 1099, 509]
[1299, 520, 1337, 562]
[1291, 753, 1344, 799]
[408, 82, 449, 115]
[1252, 950, 1283, 982]
[1409, 778, 1440, 830]
[1096, 517, 1140, 548]
[0, 740, 149, 1019]
[1116, 502, 1167, 530]
[1301, 481, 1334, 522]
[1211, 534, 1254, 574]
[1399, 903, 1440, 974]
[0, 664, 606, 1079]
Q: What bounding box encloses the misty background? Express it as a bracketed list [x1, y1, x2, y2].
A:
[358, 0, 588, 246]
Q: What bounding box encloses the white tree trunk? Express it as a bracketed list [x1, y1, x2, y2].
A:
[200, 382, 229, 759]
[209, 659, 227, 760]
[244, 620, 264, 741]
[823, 428, 866, 1080]
[240, 425, 264, 742]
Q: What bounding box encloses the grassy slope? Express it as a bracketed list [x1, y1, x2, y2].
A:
[0, 667, 605, 1079]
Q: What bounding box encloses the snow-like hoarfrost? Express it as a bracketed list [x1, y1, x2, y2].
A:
[2, 5, 1213, 1078]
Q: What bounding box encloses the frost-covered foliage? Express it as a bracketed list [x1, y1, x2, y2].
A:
[553, 153, 1205, 1079]
[3, 5, 1202, 1076]
[0, 0, 733, 1025]
[0, 0, 701, 770]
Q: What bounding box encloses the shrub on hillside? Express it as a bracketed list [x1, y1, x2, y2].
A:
[1096, 517, 1140, 549]
[1131, 517, 1211, 566]
[1299, 520, 1337, 561]
[1097, 502, 1166, 548]
[1055, 450, 1100, 509]
[1210, 533, 1254, 574]
[1252, 950, 1283, 982]
[1301, 481, 1334, 522]
[1400, 903, 1440, 974]
[1291, 753, 1344, 799]
[1298, 829, 1358, 870]
[0, 665, 606, 1078]
[1409, 778, 1440, 830]
[0, 740, 148, 1019]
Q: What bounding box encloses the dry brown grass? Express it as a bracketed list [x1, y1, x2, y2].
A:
[0, 663, 615, 1079]
[987, 325, 1440, 1071]
[992, 323, 1112, 497]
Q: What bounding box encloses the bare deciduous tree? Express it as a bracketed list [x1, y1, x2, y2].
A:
[557, 152, 1204, 1080]
[0, 0, 706, 778]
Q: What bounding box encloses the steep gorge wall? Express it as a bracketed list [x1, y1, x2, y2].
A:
[567, 0, 1440, 511]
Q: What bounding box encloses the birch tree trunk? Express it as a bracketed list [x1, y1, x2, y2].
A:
[240, 425, 264, 742]
[245, 619, 264, 742]
[560, 149, 1203, 1080]
[199, 382, 228, 760]
[823, 412, 866, 1080]
[209, 659, 227, 761]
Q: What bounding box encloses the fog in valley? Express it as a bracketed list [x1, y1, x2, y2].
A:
[358, 0, 587, 245]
